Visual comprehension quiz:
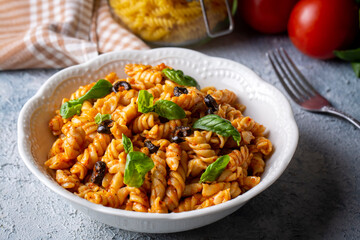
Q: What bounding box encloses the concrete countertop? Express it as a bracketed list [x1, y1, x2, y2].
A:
[1, 23, 359, 239]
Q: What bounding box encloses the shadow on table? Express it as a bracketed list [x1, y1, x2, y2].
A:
[165, 131, 344, 239]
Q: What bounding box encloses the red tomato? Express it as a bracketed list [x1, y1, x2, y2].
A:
[240, 0, 298, 34]
[288, 0, 358, 59]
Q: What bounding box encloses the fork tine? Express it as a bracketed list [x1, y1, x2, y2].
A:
[267, 51, 302, 105]
[271, 50, 309, 102]
[280, 48, 318, 96]
[269, 50, 310, 102]
[276, 49, 315, 99]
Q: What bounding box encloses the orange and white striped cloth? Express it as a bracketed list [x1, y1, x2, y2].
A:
[0, 0, 149, 70]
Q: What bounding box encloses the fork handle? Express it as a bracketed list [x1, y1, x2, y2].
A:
[322, 106, 360, 129]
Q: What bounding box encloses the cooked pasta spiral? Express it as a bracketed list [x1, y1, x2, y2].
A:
[164, 150, 188, 211]
[150, 150, 167, 209]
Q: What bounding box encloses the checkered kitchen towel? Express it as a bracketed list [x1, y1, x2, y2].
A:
[0, 0, 149, 70]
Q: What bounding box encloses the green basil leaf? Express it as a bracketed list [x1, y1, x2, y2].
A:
[94, 113, 102, 124]
[351, 62, 360, 77]
[334, 48, 360, 62]
[154, 100, 186, 120]
[94, 113, 111, 125]
[124, 151, 154, 188]
[162, 68, 200, 89]
[60, 79, 113, 119]
[77, 79, 113, 102]
[138, 90, 154, 113]
[122, 133, 133, 154]
[231, 0, 238, 16]
[200, 155, 230, 183]
[60, 100, 82, 119]
[193, 114, 241, 145]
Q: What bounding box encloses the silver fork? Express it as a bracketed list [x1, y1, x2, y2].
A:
[267, 48, 360, 129]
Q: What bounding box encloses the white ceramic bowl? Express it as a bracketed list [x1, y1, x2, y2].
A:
[18, 48, 298, 233]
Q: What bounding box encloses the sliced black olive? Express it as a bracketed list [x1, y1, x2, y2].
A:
[97, 125, 108, 134]
[159, 116, 169, 123]
[173, 126, 192, 138]
[204, 94, 219, 112]
[171, 126, 191, 143]
[90, 161, 107, 185]
[144, 140, 159, 153]
[173, 86, 189, 97]
[97, 119, 113, 134]
[171, 135, 185, 143]
[112, 81, 132, 92]
[206, 108, 214, 115]
[102, 119, 113, 125]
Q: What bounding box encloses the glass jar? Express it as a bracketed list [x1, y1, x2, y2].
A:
[108, 0, 234, 46]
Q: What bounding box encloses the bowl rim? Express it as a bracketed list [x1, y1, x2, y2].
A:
[17, 47, 299, 220]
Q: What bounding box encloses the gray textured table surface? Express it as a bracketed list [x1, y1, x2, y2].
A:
[1, 23, 360, 239]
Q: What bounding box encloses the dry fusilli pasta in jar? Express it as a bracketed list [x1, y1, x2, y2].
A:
[108, 0, 235, 45]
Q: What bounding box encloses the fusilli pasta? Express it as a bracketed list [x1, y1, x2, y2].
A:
[46, 62, 273, 213]
[109, 0, 228, 44]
